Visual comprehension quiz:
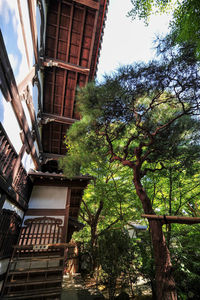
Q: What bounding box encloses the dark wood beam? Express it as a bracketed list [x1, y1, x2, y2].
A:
[0, 193, 6, 210]
[63, 188, 71, 241]
[50, 67, 56, 115]
[41, 152, 65, 162]
[28, 170, 92, 181]
[26, 208, 66, 216]
[68, 7, 86, 118]
[70, 72, 78, 118]
[0, 62, 12, 102]
[41, 112, 77, 125]
[78, 7, 86, 66]
[66, 4, 74, 62]
[12, 144, 26, 185]
[88, 9, 99, 70]
[20, 85, 43, 152]
[61, 70, 68, 120]
[43, 59, 90, 75]
[141, 214, 200, 225]
[55, 1, 61, 58]
[28, 0, 38, 64]
[72, 0, 100, 10]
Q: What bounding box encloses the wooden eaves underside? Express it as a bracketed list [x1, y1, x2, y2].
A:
[41, 0, 108, 160]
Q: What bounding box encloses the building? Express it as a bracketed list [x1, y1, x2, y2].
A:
[0, 0, 108, 298]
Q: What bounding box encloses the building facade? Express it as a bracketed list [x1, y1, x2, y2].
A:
[0, 0, 108, 297]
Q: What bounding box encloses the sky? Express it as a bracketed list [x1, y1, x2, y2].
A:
[97, 0, 173, 81]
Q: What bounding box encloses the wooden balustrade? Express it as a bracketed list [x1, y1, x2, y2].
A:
[0, 123, 31, 205]
[0, 209, 21, 258]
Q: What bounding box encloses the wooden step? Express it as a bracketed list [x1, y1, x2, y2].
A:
[10, 255, 64, 262]
[5, 278, 62, 287]
[7, 266, 64, 275]
[2, 287, 61, 299]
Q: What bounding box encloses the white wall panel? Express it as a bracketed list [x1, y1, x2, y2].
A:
[29, 186, 68, 209]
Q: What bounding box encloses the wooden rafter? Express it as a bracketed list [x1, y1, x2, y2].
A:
[142, 214, 200, 225]
[58, 124, 62, 155]
[0, 61, 12, 102]
[61, 70, 68, 116]
[78, 7, 86, 66]
[55, 1, 62, 58]
[49, 122, 52, 153]
[12, 144, 26, 186]
[66, 4, 74, 62]
[24, 89, 43, 152]
[43, 59, 90, 75]
[72, 0, 100, 10]
[70, 72, 78, 118]
[41, 112, 76, 125]
[66, 6, 86, 118]
[41, 152, 65, 161]
[88, 9, 99, 71]
[49, 68, 56, 114]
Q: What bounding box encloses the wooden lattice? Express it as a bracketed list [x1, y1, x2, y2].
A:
[19, 216, 64, 246]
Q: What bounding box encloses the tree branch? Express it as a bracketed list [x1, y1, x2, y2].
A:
[98, 216, 122, 237]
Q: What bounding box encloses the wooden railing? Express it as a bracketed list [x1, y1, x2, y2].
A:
[0, 122, 31, 203]
[0, 209, 21, 258]
[19, 217, 64, 246]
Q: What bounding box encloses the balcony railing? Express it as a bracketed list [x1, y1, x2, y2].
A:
[0, 122, 31, 204]
[0, 209, 21, 258]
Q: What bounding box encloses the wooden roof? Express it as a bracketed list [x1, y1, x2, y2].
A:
[41, 0, 108, 163]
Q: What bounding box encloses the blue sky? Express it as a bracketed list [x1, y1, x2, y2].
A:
[97, 0, 172, 81]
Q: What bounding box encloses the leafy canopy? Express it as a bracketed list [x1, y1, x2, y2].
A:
[60, 45, 200, 182]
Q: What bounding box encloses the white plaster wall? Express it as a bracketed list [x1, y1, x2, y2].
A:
[28, 186, 68, 209]
[0, 258, 10, 275]
[21, 152, 35, 173]
[2, 99, 22, 154]
[0, 258, 10, 292]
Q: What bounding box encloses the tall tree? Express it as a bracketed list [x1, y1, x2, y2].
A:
[61, 157, 139, 271]
[60, 46, 200, 299]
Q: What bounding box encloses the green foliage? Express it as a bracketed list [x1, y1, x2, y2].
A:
[98, 229, 131, 276]
[98, 229, 133, 299]
[60, 43, 200, 297]
[61, 58, 200, 176]
[171, 224, 200, 299]
[128, 0, 173, 24]
[142, 163, 200, 217]
[171, 0, 200, 60]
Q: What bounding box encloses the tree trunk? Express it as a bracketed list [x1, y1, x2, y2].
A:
[90, 225, 98, 271]
[149, 220, 176, 300]
[133, 167, 177, 300]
